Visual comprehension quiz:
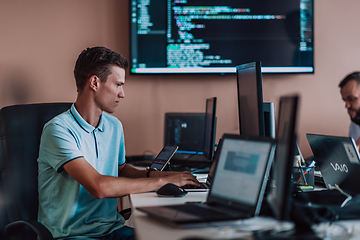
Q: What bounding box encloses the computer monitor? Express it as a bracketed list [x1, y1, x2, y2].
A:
[267, 95, 299, 221]
[203, 97, 217, 161]
[237, 62, 265, 137]
[163, 97, 217, 162]
[264, 96, 319, 237]
[263, 102, 276, 139]
[164, 113, 205, 154]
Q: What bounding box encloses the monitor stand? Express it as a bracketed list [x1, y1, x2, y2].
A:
[253, 202, 321, 240]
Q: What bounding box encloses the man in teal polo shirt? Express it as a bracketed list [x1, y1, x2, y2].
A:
[37, 46, 200, 239]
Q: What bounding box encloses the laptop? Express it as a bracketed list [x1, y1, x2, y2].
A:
[137, 134, 276, 227]
[306, 133, 360, 195]
[182, 138, 223, 192]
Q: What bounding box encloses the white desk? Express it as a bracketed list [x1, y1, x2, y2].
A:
[130, 191, 360, 240]
[127, 171, 360, 239]
[130, 191, 295, 240]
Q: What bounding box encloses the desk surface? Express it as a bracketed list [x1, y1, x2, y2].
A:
[130, 191, 297, 240]
[129, 172, 360, 239]
[130, 191, 360, 240]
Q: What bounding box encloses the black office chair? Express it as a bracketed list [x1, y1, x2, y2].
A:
[0, 102, 132, 240]
[0, 148, 10, 239]
[0, 103, 133, 239]
[0, 103, 72, 239]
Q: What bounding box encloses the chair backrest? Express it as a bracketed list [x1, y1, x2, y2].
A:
[0, 103, 72, 223]
[0, 146, 9, 235]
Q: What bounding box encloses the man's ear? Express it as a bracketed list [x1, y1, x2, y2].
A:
[89, 75, 99, 91]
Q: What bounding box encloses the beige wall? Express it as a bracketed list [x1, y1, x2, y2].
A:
[1, 0, 359, 158]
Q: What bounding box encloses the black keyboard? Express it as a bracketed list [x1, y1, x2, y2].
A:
[165, 204, 231, 219]
[182, 182, 209, 190]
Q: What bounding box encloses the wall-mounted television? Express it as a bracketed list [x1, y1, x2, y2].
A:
[130, 0, 314, 74]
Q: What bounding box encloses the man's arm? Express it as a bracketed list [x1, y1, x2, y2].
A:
[118, 163, 200, 184]
[63, 158, 199, 199]
[349, 122, 360, 141]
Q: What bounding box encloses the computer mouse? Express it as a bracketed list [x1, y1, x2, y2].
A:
[156, 183, 188, 197]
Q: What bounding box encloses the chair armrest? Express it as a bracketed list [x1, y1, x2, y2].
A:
[5, 220, 54, 240]
[119, 208, 132, 220]
[118, 195, 132, 220]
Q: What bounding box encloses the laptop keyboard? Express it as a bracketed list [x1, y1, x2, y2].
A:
[182, 182, 209, 190]
[165, 204, 231, 218]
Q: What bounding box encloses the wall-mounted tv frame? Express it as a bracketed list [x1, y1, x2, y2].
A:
[130, 0, 314, 74]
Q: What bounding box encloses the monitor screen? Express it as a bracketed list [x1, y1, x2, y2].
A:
[237, 62, 265, 137]
[263, 102, 276, 139]
[267, 95, 299, 221]
[203, 97, 217, 161]
[164, 113, 205, 154]
[209, 135, 275, 215]
[130, 0, 314, 74]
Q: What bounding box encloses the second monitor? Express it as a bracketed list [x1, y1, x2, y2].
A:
[164, 97, 217, 164]
[237, 61, 275, 138]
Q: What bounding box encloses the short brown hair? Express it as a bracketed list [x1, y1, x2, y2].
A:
[339, 71, 360, 88]
[73, 46, 128, 91]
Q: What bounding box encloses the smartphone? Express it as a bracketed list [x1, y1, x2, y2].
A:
[149, 145, 179, 171]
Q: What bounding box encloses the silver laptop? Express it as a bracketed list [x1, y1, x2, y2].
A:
[137, 134, 276, 227]
[306, 133, 360, 195]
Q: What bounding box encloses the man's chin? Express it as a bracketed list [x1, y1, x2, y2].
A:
[102, 106, 116, 114]
[351, 117, 360, 126]
[104, 109, 115, 114]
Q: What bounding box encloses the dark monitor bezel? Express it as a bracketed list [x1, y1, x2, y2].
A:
[203, 97, 217, 161]
[236, 62, 265, 137]
[263, 102, 276, 139]
[267, 95, 299, 221]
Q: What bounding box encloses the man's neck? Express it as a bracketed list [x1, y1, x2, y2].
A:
[74, 95, 102, 128]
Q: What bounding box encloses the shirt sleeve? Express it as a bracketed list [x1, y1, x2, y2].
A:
[39, 122, 83, 172]
[349, 122, 360, 141]
[118, 121, 126, 166]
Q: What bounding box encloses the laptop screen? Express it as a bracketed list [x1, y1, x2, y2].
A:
[209, 135, 275, 214]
